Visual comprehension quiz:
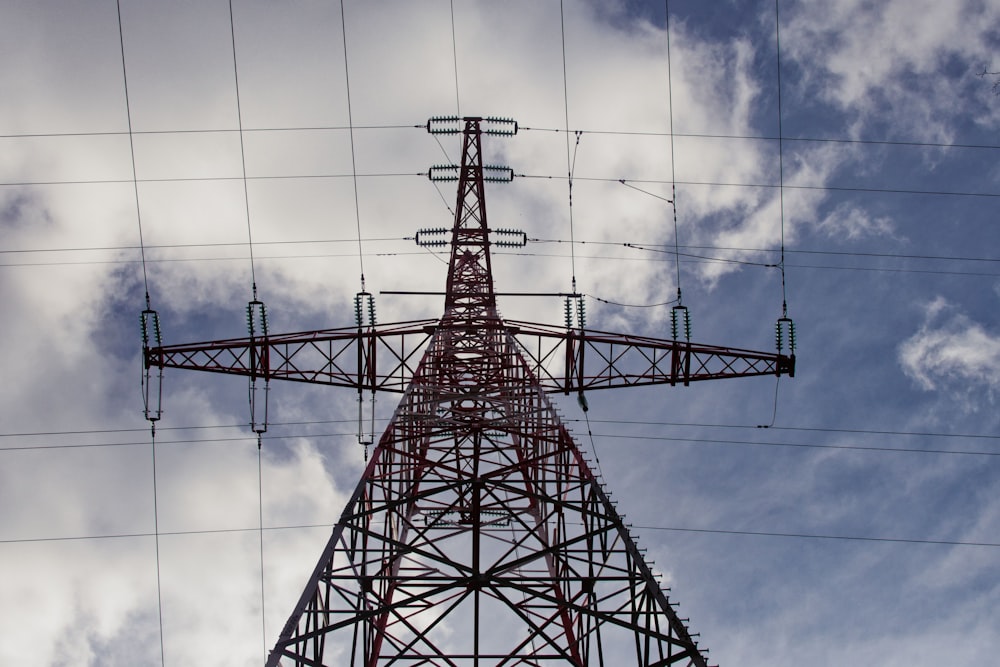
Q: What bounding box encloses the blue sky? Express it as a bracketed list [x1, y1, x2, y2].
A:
[1, 1, 999, 665]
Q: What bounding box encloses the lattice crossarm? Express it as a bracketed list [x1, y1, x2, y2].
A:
[506, 321, 795, 393]
[145, 319, 439, 393]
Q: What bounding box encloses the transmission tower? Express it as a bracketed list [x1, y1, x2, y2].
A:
[146, 116, 794, 666]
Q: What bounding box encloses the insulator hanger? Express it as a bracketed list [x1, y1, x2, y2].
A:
[247, 298, 269, 447]
[354, 291, 377, 328]
[428, 164, 514, 183]
[776, 315, 796, 356]
[563, 294, 585, 330]
[354, 285, 376, 459]
[415, 228, 449, 248]
[671, 302, 691, 342]
[426, 115, 518, 136]
[491, 228, 527, 248]
[140, 305, 163, 432]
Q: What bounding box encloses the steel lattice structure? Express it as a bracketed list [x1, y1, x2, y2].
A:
[146, 117, 794, 666]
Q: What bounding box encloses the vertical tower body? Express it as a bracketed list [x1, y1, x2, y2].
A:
[149, 117, 794, 666]
[266, 119, 707, 666]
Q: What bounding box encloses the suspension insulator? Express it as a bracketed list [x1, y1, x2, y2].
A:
[426, 116, 461, 134]
[482, 116, 519, 136]
[140, 308, 163, 424]
[355, 292, 376, 328]
[491, 228, 527, 247]
[482, 165, 514, 182]
[671, 305, 690, 342]
[776, 317, 796, 354]
[415, 228, 450, 247]
[428, 164, 460, 181]
[561, 295, 585, 330]
[247, 300, 268, 338]
[140, 309, 162, 349]
[245, 299, 270, 436]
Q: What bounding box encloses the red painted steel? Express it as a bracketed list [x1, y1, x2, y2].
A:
[147, 117, 792, 665]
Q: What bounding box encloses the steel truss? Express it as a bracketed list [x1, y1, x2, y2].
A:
[147, 117, 793, 666]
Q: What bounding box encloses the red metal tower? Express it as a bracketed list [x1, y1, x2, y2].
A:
[146, 117, 793, 666]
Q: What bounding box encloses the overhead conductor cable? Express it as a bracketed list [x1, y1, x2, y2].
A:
[227, 1, 268, 655]
[116, 1, 164, 664]
[340, 0, 376, 459]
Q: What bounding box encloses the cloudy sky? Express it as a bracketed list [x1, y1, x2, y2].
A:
[2, 0, 999, 665]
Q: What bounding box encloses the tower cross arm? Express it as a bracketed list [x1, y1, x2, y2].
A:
[506, 320, 795, 393]
[144, 319, 438, 393]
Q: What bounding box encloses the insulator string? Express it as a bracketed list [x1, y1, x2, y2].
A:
[227, 0, 258, 299]
[339, 0, 365, 291]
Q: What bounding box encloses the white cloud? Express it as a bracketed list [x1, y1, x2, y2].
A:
[899, 297, 1000, 392]
[781, 0, 1000, 140]
[818, 203, 895, 240]
[4, 2, 1000, 666]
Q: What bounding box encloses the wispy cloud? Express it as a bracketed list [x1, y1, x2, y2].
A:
[899, 296, 1000, 394]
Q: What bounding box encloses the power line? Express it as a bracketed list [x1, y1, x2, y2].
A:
[2, 521, 995, 549]
[115, 3, 164, 661]
[338, 0, 366, 291]
[582, 418, 1000, 441]
[523, 174, 1000, 200]
[227, 0, 258, 298]
[0, 235, 410, 256]
[5, 416, 995, 443]
[5, 241, 1000, 278]
[0, 172, 423, 187]
[498, 250, 1000, 278]
[6, 125, 1000, 153]
[5, 170, 1000, 200]
[559, 0, 578, 294]
[0, 431, 358, 452]
[0, 250, 428, 269]
[633, 525, 1000, 548]
[6, 236, 997, 267]
[0, 124, 419, 139]
[449, 0, 461, 117]
[518, 126, 1000, 152]
[6, 253, 1000, 277]
[3, 424, 997, 458]
[531, 239, 1000, 265]
[0, 417, 359, 438]
[588, 432, 999, 458]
